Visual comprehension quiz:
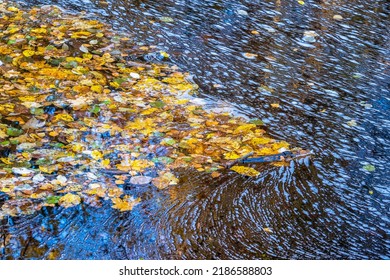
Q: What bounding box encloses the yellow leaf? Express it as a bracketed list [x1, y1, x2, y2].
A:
[52, 113, 74, 122]
[256, 147, 275, 155]
[31, 28, 47, 34]
[23, 50, 35, 57]
[271, 103, 280, 108]
[101, 159, 110, 167]
[141, 108, 159, 115]
[233, 124, 256, 134]
[91, 150, 103, 160]
[230, 166, 260, 177]
[18, 96, 36, 102]
[71, 31, 92, 38]
[91, 85, 103, 93]
[152, 172, 179, 189]
[271, 141, 290, 151]
[39, 165, 58, 174]
[224, 151, 241, 160]
[117, 159, 154, 172]
[251, 137, 272, 146]
[7, 6, 19, 12]
[59, 193, 81, 208]
[111, 195, 141, 212]
[0, 158, 12, 165]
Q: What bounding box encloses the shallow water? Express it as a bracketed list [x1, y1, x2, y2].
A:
[1, 0, 389, 259]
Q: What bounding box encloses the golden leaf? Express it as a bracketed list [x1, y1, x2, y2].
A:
[233, 124, 256, 134]
[52, 113, 74, 122]
[58, 193, 81, 208]
[91, 150, 103, 160]
[111, 195, 141, 212]
[230, 166, 260, 177]
[23, 50, 35, 57]
[224, 151, 241, 160]
[152, 172, 179, 189]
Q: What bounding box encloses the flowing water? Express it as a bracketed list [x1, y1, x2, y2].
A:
[1, 0, 389, 259]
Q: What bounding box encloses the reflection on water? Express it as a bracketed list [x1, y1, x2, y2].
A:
[2, 0, 389, 259]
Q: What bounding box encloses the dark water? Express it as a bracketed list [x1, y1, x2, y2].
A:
[1, 0, 389, 259]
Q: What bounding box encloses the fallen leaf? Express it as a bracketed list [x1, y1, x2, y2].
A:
[111, 195, 141, 211]
[58, 193, 81, 208]
[230, 166, 260, 177]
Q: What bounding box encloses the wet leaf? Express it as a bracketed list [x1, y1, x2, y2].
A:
[363, 164, 375, 172]
[58, 193, 81, 208]
[46, 196, 61, 205]
[152, 172, 179, 189]
[12, 167, 35, 176]
[230, 166, 260, 177]
[111, 195, 141, 212]
[6, 127, 23, 137]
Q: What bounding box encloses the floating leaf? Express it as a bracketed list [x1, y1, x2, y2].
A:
[59, 193, 81, 208]
[152, 172, 179, 189]
[46, 196, 61, 205]
[230, 166, 260, 177]
[111, 195, 141, 212]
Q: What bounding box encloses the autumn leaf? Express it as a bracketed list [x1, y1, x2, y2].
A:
[111, 195, 141, 212]
[58, 193, 81, 208]
[152, 172, 179, 189]
[230, 166, 260, 177]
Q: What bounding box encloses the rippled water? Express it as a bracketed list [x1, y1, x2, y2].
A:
[2, 0, 389, 259]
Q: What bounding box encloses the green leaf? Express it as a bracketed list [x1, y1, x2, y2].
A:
[46, 196, 61, 204]
[152, 157, 174, 164]
[50, 142, 65, 148]
[150, 100, 165, 108]
[363, 164, 375, 172]
[0, 140, 10, 146]
[161, 138, 176, 146]
[114, 78, 127, 85]
[89, 104, 101, 114]
[10, 139, 19, 145]
[30, 107, 44, 115]
[249, 118, 264, 125]
[6, 127, 23, 137]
